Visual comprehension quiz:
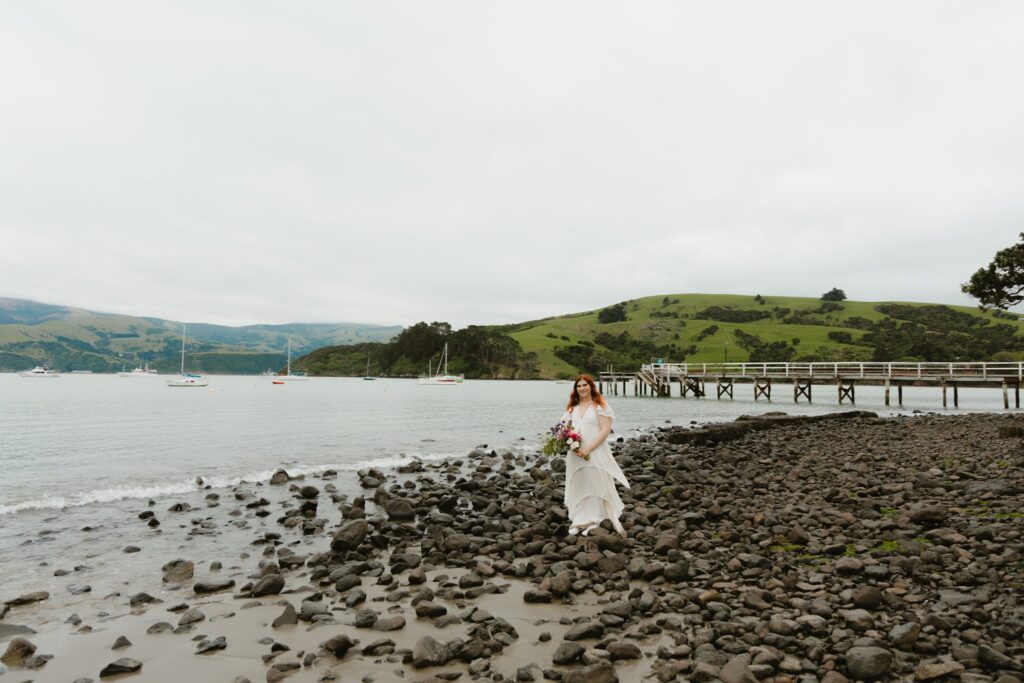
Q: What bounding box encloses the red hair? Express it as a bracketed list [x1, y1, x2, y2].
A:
[566, 374, 608, 412]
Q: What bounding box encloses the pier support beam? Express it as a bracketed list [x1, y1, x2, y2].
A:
[794, 378, 812, 403]
[838, 379, 855, 405]
[754, 378, 772, 401]
[682, 377, 705, 398]
[884, 379, 890, 406]
[898, 382, 903, 406]
[941, 381, 959, 408]
[717, 377, 734, 400]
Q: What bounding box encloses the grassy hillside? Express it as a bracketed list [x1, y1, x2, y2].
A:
[503, 294, 1024, 378]
[0, 297, 402, 373]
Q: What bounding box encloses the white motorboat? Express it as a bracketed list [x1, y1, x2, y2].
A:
[268, 340, 308, 382]
[166, 325, 209, 387]
[19, 365, 61, 378]
[418, 343, 464, 386]
[118, 364, 159, 377]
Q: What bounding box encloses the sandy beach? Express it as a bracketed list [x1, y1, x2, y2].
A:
[2, 411, 1023, 683]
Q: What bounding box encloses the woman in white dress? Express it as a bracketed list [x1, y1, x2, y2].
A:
[561, 374, 630, 537]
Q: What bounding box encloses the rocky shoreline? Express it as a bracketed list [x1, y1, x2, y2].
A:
[2, 411, 1023, 682]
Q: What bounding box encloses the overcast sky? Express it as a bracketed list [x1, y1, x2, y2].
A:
[2, 2, 1022, 327]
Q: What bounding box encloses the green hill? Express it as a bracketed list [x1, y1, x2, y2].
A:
[504, 293, 1024, 378]
[295, 293, 1024, 380]
[0, 297, 402, 373]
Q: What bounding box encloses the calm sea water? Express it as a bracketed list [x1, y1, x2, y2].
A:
[0, 373, 1018, 516]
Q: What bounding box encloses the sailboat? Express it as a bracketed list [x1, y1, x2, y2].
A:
[418, 343, 464, 386]
[363, 355, 376, 381]
[166, 325, 209, 387]
[269, 340, 308, 382]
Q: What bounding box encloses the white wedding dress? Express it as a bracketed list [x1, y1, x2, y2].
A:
[562, 403, 630, 534]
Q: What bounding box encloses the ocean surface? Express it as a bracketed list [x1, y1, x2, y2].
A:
[1, 373, 1018, 517]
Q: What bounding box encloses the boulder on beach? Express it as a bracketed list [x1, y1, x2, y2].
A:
[321, 634, 357, 658]
[331, 520, 369, 552]
[193, 578, 235, 594]
[270, 469, 290, 485]
[385, 498, 415, 520]
[1, 637, 36, 664]
[99, 657, 142, 677]
[5, 591, 49, 607]
[161, 559, 194, 584]
[845, 647, 893, 681]
[251, 574, 285, 597]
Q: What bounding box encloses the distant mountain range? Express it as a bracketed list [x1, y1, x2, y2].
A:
[0, 297, 402, 374]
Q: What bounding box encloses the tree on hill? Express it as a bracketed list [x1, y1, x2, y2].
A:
[597, 303, 628, 324]
[963, 232, 1024, 309]
[821, 288, 847, 301]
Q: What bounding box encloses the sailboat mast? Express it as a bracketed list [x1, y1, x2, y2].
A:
[180, 325, 185, 374]
[442, 343, 448, 375]
[287, 340, 291, 376]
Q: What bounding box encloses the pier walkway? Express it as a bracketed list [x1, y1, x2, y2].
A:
[599, 361, 1024, 408]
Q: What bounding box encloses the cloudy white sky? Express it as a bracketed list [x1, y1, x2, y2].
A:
[1, 1, 1022, 327]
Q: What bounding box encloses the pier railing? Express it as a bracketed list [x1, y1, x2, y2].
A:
[641, 361, 1024, 382]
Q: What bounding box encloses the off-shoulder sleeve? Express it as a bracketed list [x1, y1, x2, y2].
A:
[596, 404, 615, 420]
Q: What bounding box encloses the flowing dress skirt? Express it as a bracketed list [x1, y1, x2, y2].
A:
[563, 404, 630, 533]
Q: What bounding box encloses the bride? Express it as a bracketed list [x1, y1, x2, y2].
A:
[561, 374, 630, 537]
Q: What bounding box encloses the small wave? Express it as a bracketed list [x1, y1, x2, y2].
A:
[0, 448, 501, 516]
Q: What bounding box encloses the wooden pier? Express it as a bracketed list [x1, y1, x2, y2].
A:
[599, 362, 1024, 408]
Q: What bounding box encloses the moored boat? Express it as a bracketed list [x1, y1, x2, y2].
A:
[166, 325, 209, 387]
[19, 365, 61, 378]
[268, 340, 309, 382]
[418, 343, 464, 386]
[118, 364, 159, 377]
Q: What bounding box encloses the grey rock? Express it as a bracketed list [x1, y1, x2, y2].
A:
[99, 658, 142, 677]
[845, 646, 893, 681]
[372, 615, 405, 631]
[193, 578, 235, 594]
[720, 654, 758, 683]
[129, 592, 160, 607]
[251, 574, 285, 597]
[178, 609, 205, 626]
[5, 591, 49, 606]
[1, 637, 36, 664]
[321, 634, 356, 658]
[412, 635, 453, 668]
[562, 662, 618, 683]
[196, 636, 226, 654]
[553, 642, 586, 665]
[385, 499, 415, 520]
[915, 661, 966, 680]
[272, 603, 298, 628]
[606, 641, 641, 661]
[330, 520, 369, 552]
[888, 622, 920, 650]
[161, 559, 194, 584]
[565, 621, 605, 641]
[978, 645, 1021, 673]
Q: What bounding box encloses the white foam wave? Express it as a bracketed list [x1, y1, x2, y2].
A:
[0, 449, 488, 516]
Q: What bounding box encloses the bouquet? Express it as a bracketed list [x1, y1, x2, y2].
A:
[543, 419, 588, 460]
